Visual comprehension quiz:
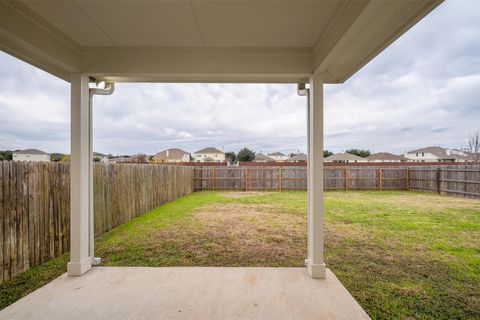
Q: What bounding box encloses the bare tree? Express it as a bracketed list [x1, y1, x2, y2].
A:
[467, 131, 480, 165]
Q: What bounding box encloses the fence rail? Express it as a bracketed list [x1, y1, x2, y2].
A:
[0, 161, 194, 283]
[194, 166, 480, 198]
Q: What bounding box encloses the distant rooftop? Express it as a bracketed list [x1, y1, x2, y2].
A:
[153, 148, 189, 161]
[93, 152, 107, 157]
[367, 152, 405, 161]
[267, 152, 286, 157]
[324, 152, 364, 161]
[254, 153, 275, 162]
[195, 147, 224, 154]
[406, 146, 465, 160]
[286, 153, 307, 162]
[14, 149, 49, 155]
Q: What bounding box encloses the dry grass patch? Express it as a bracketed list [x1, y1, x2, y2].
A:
[152, 203, 306, 266]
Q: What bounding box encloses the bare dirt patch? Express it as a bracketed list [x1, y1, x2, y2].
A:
[153, 203, 306, 266]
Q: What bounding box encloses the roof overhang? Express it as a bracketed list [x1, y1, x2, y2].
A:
[0, 0, 442, 83]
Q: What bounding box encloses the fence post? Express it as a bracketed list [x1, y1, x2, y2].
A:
[245, 168, 249, 191]
[344, 168, 348, 191]
[379, 168, 383, 191]
[278, 167, 282, 191]
[406, 168, 410, 191]
[436, 167, 441, 194]
[212, 167, 215, 191]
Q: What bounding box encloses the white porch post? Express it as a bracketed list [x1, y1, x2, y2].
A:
[307, 71, 326, 279]
[67, 73, 92, 276]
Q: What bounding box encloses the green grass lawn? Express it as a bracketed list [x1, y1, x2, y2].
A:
[1, 191, 479, 319]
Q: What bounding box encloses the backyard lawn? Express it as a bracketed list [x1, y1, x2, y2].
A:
[1, 191, 479, 319]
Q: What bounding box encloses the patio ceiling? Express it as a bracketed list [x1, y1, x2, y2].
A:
[0, 0, 441, 83]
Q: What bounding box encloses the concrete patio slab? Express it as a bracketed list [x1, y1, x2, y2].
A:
[0, 267, 370, 320]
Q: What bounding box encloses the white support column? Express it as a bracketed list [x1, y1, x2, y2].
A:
[67, 73, 92, 276]
[307, 71, 326, 279]
[88, 91, 96, 264]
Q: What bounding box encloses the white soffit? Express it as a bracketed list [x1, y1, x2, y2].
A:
[0, 0, 443, 83]
[20, 0, 342, 47]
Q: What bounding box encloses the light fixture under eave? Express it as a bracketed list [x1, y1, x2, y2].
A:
[96, 80, 106, 89]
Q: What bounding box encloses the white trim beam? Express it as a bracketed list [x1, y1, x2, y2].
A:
[81, 47, 312, 83]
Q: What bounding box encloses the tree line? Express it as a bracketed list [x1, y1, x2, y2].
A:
[223, 148, 370, 163]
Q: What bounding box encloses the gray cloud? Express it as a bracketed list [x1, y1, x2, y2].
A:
[1, 1, 479, 156]
[324, 1, 480, 154]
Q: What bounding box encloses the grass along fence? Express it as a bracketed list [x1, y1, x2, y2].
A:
[194, 165, 480, 198]
[0, 161, 193, 283]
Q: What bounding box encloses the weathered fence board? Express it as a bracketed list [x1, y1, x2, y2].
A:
[0, 161, 193, 283]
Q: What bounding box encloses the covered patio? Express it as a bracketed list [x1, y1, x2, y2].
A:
[0, 0, 441, 318]
[0, 267, 369, 320]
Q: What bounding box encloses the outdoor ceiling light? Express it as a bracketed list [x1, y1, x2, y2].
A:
[297, 83, 309, 96]
[96, 80, 106, 89]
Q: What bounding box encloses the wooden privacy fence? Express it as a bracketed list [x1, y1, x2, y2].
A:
[0, 161, 194, 283]
[408, 165, 480, 199]
[194, 166, 409, 191]
[194, 165, 480, 198]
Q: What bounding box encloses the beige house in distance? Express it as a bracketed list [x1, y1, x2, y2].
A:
[153, 148, 190, 163]
[194, 147, 225, 163]
[404, 146, 467, 163]
[324, 152, 368, 163]
[267, 152, 288, 162]
[367, 152, 405, 163]
[286, 153, 307, 163]
[12, 149, 50, 162]
[253, 153, 275, 162]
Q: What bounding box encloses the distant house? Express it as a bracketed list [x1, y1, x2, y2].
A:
[108, 156, 132, 163]
[12, 149, 50, 162]
[367, 152, 405, 163]
[153, 148, 190, 163]
[324, 152, 367, 163]
[267, 152, 288, 162]
[253, 153, 275, 162]
[194, 147, 225, 163]
[286, 153, 307, 163]
[93, 152, 109, 163]
[404, 147, 467, 163]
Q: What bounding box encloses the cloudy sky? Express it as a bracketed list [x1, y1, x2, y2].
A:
[0, 1, 479, 156]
